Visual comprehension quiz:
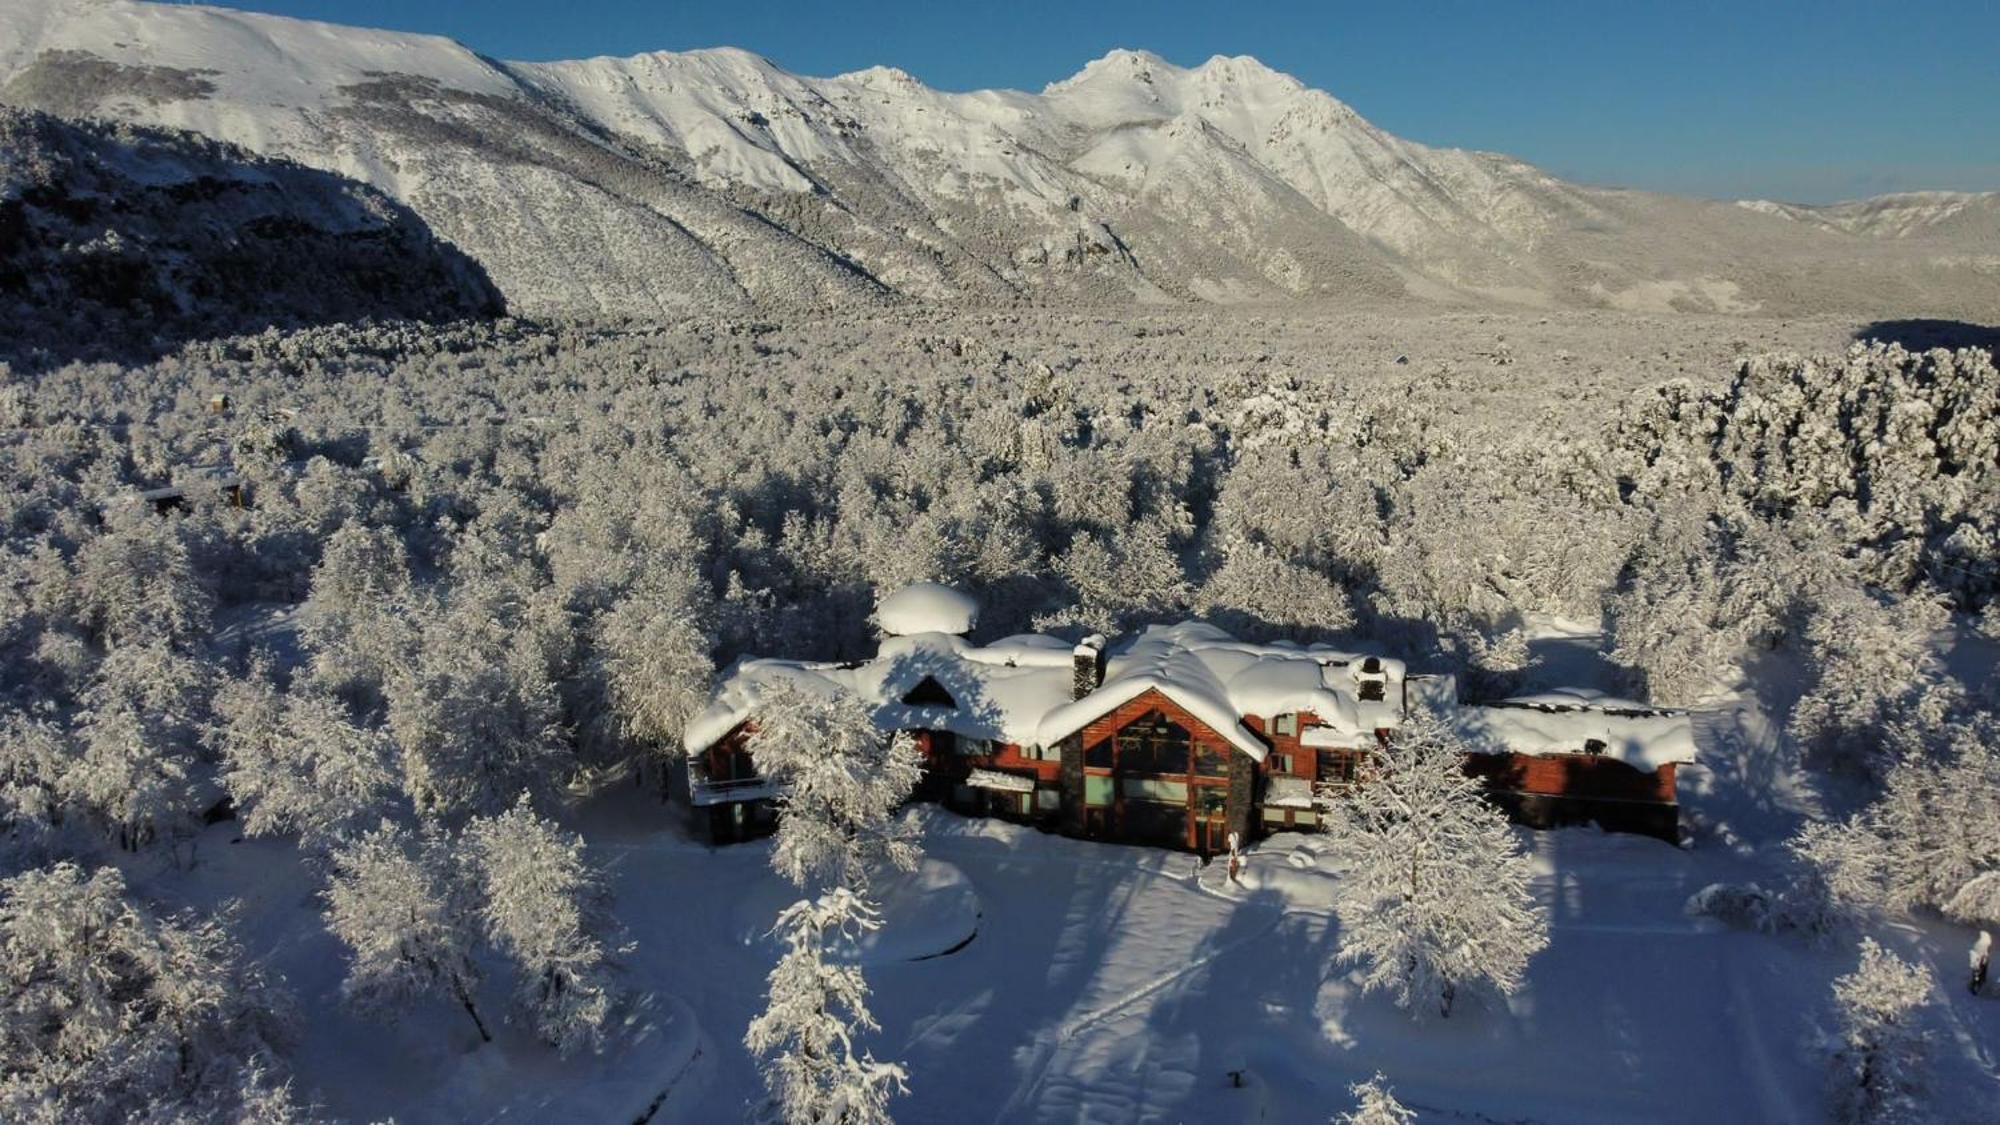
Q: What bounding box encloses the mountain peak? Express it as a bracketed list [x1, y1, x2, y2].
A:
[1044, 48, 1178, 93]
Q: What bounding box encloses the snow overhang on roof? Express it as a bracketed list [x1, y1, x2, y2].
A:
[1262, 776, 1315, 809]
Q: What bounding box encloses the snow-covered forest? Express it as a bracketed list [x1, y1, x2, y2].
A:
[1, 304, 1997, 1122]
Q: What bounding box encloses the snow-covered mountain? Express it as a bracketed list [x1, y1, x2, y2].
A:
[3, 0, 1993, 319]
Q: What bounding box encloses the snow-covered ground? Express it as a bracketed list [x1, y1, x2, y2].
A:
[103, 615, 1998, 1123]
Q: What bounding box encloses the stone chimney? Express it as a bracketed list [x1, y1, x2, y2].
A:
[1072, 634, 1106, 700]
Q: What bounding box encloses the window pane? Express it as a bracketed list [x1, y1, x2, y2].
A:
[1120, 800, 1186, 845]
[1122, 778, 1188, 803]
[1085, 775, 1114, 806]
[1086, 740, 1113, 768]
[1195, 746, 1229, 776]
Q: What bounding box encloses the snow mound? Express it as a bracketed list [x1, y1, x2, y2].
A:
[875, 582, 980, 637]
[734, 858, 980, 966]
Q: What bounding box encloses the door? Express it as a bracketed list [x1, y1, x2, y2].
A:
[1194, 787, 1228, 855]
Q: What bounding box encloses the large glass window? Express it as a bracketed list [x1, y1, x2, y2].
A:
[1195, 745, 1229, 776]
[1085, 739, 1113, 769]
[1116, 712, 1191, 774]
[1084, 775, 1115, 806]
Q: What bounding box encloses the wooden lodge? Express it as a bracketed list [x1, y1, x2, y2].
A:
[682, 584, 1695, 852]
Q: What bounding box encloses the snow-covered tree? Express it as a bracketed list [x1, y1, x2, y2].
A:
[1827, 939, 1932, 1125]
[744, 681, 924, 1123]
[1335, 1072, 1416, 1125]
[746, 680, 924, 891]
[744, 890, 907, 1125]
[1317, 708, 1550, 1019]
[1795, 722, 2000, 921]
[72, 640, 211, 849]
[384, 588, 568, 821]
[213, 668, 400, 848]
[462, 795, 620, 1054]
[589, 573, 714, 778]
[72, 510, 213, 650]
[322, 822, 491, 1042]
[0, 709, 70, 854]
[1788, 585, 1950, 780]
[0, 862, 304, 1123]
[1194, 532, 1353, 642]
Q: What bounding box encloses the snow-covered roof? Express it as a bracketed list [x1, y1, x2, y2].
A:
[1449, 694, 1697, 771]
[965, 768, 1036, 794]
[1035, 622, 1407, 763]
[1263, 776, 1315, 809]
[683, 630, 1075, 755]
[875, 582, 980, 637]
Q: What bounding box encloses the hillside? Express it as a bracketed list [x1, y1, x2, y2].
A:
[1, 0, 1994, 319]
[0, 106, 501, 363]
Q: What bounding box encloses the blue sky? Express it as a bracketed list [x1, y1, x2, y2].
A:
[227, 0, 2000, 203]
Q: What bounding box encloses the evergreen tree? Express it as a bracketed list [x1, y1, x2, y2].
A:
[744, 890, 907, 1125]
[743, 681, 924, 1123]
[746, 681, 924, 890]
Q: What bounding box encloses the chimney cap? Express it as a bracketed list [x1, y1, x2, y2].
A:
[1074, 633, 1107, 656]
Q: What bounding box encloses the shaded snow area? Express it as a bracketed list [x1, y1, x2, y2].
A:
[103, 714, 2000, 1124]
[599, 805, 1996, 1124]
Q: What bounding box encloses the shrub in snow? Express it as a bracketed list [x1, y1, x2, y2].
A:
[1335, 1072, 1416, 1125]
[1826, 939, 1932, 1125]
[323, 822, 492, 1042]
[745, 890, 908, 1125]
[1316, 708, 1549, 1019]
[0, 862, 306, 1123]
[1944, 872, 2000, 931]
[1684, 882, 1775, 932]
[463, 794, 622, 1054]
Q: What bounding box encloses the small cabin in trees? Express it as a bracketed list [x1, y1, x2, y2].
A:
[682, 584, 1696, 851]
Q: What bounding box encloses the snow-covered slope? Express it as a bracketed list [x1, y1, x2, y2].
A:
[3, 0, 1993, 317]
[0, 107, 500, 361]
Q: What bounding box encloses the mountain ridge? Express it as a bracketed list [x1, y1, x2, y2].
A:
[2, 0, 1994, 319]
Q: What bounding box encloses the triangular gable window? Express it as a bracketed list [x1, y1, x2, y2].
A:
[902, 676, 957, 708]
